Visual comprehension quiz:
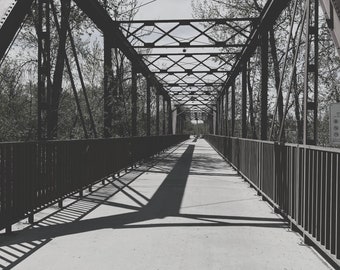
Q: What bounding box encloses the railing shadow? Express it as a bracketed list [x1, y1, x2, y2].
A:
[0, 141, 287, 269]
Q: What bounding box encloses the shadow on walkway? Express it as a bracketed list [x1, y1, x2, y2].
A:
[0, 142, 286, 269]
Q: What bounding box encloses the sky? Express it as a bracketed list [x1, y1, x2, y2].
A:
[135, 0, 194, 20]
[0, 0, 194, 26]
[0, 0, 15, 28]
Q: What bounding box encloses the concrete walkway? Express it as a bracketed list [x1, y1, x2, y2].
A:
[0, 139, 333, 270]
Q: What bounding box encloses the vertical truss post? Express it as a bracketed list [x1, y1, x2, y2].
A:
[218, 98, 221, 135]
[104, 37, 113, 138]
[231, 81, 236, 136]
[131, 65, 138, 137]
[303, 0, 319, 145]
[302, 0, 319, 243]
[217, 98, 219, 135]
[162, 97, 166, 135]
[176, 107, 180, 134]
[146, 78, 151, 136]
[261, 31, 269, 140]
[156, 91, 160, 135]
[216, 99, 220, 135]
[242, 65, 247, 138]
[168, 99, 173, 134]
[37, 0, 51, 140]
[221, 94, 225, 135]
[209, 110, 213, 134]
[225, 87, 229, 136]
[219, 98, 223, 135]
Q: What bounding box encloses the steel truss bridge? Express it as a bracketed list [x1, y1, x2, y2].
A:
[1, 0, 340, 268]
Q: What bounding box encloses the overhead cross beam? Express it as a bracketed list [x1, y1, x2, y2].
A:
[117, 17, 256, 108]
[119, 18, 255, 48]
[1, 0, 290, 133]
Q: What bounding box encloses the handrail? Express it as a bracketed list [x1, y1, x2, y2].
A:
[205, 135, 340, 268]
[0, 135, 189, 232]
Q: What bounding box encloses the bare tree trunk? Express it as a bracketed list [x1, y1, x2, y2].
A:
[290, 39, 303, 143]
[293, 70, 303, 143]
[247, 70, 257, 139]
[49, 0, 71, 139]
[269, 28, 284, 130]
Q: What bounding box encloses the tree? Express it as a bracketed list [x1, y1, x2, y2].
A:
[191, 0, 340, 145]
[0, 0, 147, 141]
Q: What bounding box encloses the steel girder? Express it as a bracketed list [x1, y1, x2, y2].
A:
[0, 0, 294, 129]
[72, 0, 170, 100]
[221, 0, 292, 95]
[0, 0, 35, 61]
[119, 18, 254, 48]
[117, 18, 256, 111]
[37, 0, 52, 140]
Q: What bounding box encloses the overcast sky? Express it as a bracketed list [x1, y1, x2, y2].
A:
[135, 0, 194, 20]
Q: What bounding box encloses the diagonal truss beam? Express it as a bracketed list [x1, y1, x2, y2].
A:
[220, 0, 292, 97]
[119, 18, 255, 49]
[72, 0, 170, 100]
[0, 0, 35, 61]
[116, 17, 257, 107]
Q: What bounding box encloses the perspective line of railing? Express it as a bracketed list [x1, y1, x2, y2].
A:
[205, 134, 340, 268]
[0, 135, 189, 232]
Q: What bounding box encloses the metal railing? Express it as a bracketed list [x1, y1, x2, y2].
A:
[205, 135, 340, 267]
[0, 135, 189, 231]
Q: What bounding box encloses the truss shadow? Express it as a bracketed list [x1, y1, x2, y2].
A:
[0, 141, 287, 269]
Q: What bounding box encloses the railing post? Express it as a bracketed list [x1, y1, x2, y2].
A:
[259, 142, 263, 192]
[235, 137, 240, 168]
[6, 225, 12, 234]
[58, 199, 63, 208]
[28, 213, 34, 224]
[273, 141, 278, 204]
[275, 142, 284, 213]
[295, 144, 300, 229]
[336, 153, 339, 259]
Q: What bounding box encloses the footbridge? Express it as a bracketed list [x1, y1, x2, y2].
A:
[0, 0, 340, 269]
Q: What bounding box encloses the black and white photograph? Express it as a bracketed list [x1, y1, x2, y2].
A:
[0, 0, 339, 269]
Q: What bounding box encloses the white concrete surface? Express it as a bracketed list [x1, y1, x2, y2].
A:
[0, 139, 333, 270]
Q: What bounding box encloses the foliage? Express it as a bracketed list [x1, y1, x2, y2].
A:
[0, 0, 170, 141]
[192, 0, 340, 145]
